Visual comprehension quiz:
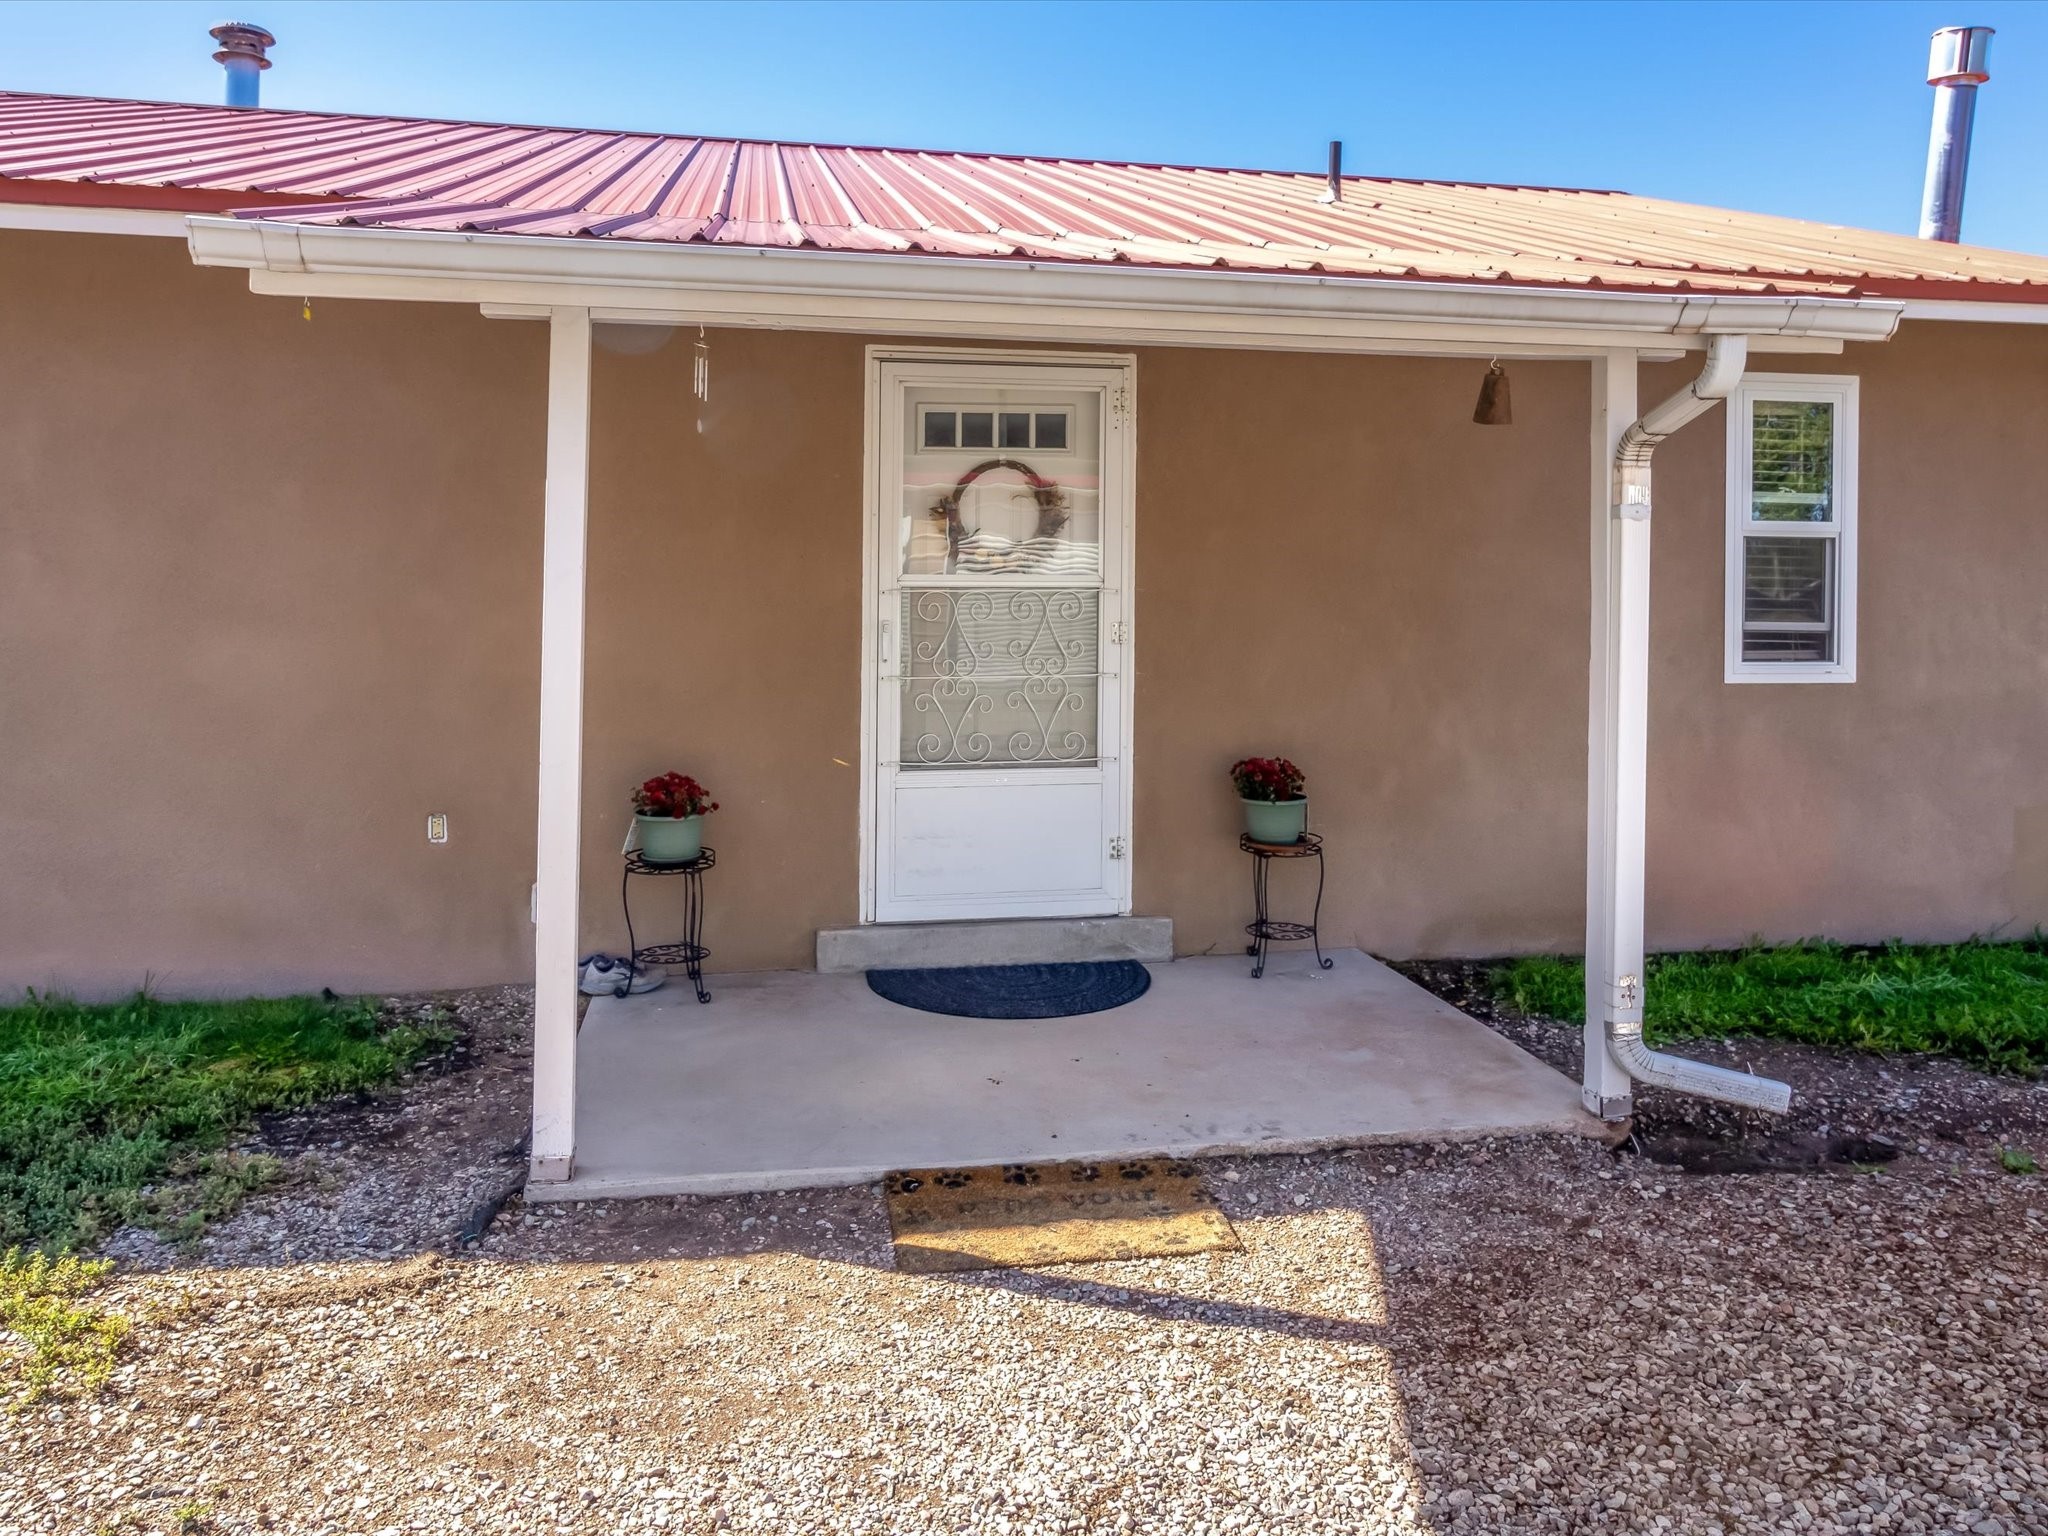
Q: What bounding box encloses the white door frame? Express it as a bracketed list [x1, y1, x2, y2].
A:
[859, 345, 1138, 924]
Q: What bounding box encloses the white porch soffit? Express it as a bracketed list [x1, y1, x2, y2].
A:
[186, 217, 1902, 356]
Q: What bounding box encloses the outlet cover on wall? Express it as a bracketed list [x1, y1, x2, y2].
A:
[426, 813, 449, 844]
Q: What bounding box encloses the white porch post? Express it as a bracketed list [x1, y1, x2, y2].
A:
[529, 305, 594, 1181]
[1584, 348, 1641, 1119]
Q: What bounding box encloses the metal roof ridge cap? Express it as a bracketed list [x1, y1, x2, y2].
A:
[179, 215, 1905, 339]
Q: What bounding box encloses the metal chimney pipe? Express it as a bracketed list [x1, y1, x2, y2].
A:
[1317, 140, 1342, 204]
[1918, 25, 1993, 242]
[209, 21, 275, 109]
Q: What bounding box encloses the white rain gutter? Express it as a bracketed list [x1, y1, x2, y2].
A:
[182, 216, 1904, 355]
[1898, 299, 2048, 324]
[0, 202, 192, 237]
[1604, 333, 1793, 1116]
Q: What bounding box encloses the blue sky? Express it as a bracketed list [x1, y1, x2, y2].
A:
[5, 1, 2042, 254]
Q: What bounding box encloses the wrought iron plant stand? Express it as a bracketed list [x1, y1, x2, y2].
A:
[621, 847, 714, 1003]
[1241, 832, 1331, 979]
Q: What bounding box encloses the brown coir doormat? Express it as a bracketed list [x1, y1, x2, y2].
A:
[883, 1159, 1240, 1274]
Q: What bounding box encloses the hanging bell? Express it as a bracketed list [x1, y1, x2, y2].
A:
[1472, 360, 1513, 426]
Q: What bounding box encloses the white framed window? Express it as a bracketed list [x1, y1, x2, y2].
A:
[1725, 374, 1858, 683]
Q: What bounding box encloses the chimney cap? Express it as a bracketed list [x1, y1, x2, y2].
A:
[1927, 25, 1993, 87]
[210, 21, 276, 69]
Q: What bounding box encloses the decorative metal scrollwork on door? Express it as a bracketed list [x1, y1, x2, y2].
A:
[901, 588, 1100, 766]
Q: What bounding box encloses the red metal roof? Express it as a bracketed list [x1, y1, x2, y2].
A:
[6, 89, 2048, 303]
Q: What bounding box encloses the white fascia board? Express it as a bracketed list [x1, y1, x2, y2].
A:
[185, 215, 1903, 349]
[471, 298, 1834, 358]
[0, 202, 190, 237]
[1900, 299, 2048, 324]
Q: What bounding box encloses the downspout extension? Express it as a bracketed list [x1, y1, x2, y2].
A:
[1603, 334, 1793, 1116]
[1604, 1019, 1793, 1114]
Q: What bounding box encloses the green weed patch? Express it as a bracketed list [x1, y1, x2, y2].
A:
[0, 1248, 127, 1405]
[0, 991, 452, 1252]
[1495, 939, 2048, 1073]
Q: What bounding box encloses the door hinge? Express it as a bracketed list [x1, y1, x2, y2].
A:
[1111, 384, 1132, 423]
[1108, 836, 1127, 860]
[1109, 620, 1129, 645]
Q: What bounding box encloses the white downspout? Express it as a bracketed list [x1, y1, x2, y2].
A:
[1600, 334, 1793, 1117]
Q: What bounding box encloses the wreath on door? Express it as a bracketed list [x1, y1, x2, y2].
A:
[930, 458, 1070, 565]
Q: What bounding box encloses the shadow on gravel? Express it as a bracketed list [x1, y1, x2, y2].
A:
[940, 1266, 1391, 1345]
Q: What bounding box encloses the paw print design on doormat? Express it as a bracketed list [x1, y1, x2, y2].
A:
[1001, 1165, 1042, 1186]
[934, 1170, 975, 1189]
[884, 1172, 924, 1196]
[1116, 1162, 1153, 1181]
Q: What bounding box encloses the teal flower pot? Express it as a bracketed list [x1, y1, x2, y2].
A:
[636, 813, 704, 864]
[1242, 797, 1308, 845]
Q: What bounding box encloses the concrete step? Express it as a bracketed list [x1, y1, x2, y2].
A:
[816, 916, 1173, 973]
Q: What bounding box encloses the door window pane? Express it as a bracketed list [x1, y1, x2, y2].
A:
[899, 388, 1102, 579]
[1750, 400, 1835, 522]
[897, 382, 1106, 767]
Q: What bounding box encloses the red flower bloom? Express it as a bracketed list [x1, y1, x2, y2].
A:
[633, 772, 717, 819]
[1229, 757, 1305, 803]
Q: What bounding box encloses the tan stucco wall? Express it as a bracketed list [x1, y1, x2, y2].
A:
[1129, 348, 1592, 958]
[5, 229, 2046, 997]
[2, 231, 548, 996]
[1638, 327, 2048, 947]
[577, 324, 869, 973]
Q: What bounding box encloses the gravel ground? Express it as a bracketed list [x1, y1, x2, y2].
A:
[7, 982, 2048, 1536]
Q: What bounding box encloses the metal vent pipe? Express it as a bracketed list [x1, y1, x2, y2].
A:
[210, 21, 275, 109]
[1919, 26, 1994, 242]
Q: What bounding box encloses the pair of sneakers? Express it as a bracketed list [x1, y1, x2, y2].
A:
[578, 953, 665, 997]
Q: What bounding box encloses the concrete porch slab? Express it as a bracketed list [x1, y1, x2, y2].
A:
[533, 950, 1603, 1202]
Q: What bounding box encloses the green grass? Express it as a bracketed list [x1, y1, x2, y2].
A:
[0, 1248, 128, 1405]
[0, 991, 453, 1254]
[1494, 939, 2048, 1073]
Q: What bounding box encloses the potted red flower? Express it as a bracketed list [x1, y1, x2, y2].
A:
[632, 772, 718, 864]
[1230, 757, 1307, 844]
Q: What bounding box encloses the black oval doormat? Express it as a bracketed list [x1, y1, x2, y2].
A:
[866, 960, 1152, 1019]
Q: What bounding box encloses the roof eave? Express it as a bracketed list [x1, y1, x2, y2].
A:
[184, 215, 1905, 353]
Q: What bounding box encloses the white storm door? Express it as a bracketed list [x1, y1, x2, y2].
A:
[870, 357, 1132, 922]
